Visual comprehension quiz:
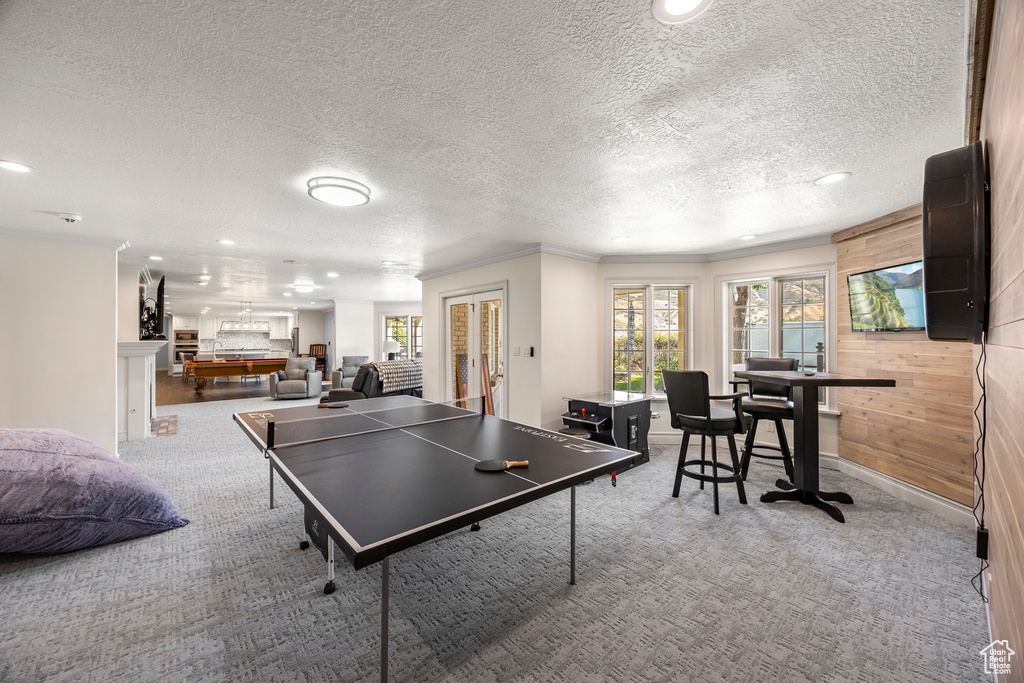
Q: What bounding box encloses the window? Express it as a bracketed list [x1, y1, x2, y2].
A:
[727, 272, 831, 403]
[780, 276, 826, 372]
[612, 284, 691, 393]
[383, 315, 423, 359]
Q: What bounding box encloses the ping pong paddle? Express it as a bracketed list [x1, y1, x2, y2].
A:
[475, 459, 529, 472]
[318, 402, 349, 409]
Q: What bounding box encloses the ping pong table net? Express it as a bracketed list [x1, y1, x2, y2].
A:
[264, 398, 489, 451]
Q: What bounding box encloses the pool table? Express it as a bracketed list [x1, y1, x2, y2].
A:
[187, 358, 289, 396]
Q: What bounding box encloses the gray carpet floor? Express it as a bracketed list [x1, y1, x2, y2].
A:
[0, 396, 991, 682]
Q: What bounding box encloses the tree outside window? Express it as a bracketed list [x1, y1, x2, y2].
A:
[613, 285, 689, 393]
[613, 289, 645, 391]
[728, 274, 829, 404]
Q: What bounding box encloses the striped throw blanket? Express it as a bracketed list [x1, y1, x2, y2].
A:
[372, 360, 422, 393]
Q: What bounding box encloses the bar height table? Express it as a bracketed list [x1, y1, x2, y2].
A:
[733, 370, 896, 523]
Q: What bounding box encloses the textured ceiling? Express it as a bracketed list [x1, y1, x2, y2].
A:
[0, 0, 966, 315]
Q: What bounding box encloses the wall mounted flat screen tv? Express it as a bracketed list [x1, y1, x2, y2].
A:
[847, 261, 925, 332]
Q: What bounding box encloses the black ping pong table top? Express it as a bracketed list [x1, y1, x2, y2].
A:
[233, 396, 640, 570]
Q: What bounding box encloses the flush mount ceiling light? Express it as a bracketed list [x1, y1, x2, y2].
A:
[0, 159, 35, 173]
[653, 0, 713, 24]
[739, 235, 757, 241]
[307, 177, 371, 207]
[326, 272, 339, 278]
[814, 171, 852, 185]
[293, 284, 315, 293]
[148, 255, 163, 261]
[218, 239, 235, 245]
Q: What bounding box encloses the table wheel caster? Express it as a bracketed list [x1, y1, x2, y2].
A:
[300, 540, 310, 550]
[470, 522, 481, 532]
[324, 581, 336, 595]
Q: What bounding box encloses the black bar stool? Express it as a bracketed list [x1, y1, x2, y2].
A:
[733, 357, 797, 481]
[662, 369, 748, 515]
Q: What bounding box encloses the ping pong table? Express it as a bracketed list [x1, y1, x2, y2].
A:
[233, 395, 641, 681]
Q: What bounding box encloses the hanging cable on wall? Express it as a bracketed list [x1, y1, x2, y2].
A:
[971, 331, 989, 603]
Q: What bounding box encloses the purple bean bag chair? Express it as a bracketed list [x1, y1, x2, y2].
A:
[0, 428, 188, 554]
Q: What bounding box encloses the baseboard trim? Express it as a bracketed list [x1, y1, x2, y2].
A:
[649, 432, 973, 527]
[836, 458, 974, 527]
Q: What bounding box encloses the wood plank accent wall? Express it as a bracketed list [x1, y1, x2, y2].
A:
[979, 0, 1024, 665]
[832, 208, 975, 505]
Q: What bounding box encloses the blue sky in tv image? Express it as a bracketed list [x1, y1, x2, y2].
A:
[847, 261, 925, 332]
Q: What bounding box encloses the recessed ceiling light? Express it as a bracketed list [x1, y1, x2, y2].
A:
[0, 159, 35, 173]
[218, 239, 235, 245]
[327, 272, 339, 278]
[310, 301, 316, 305]
[197, 281, 208, 286]
[197, 274, 211, 280]
[611, 236, 631, 242]
[283, 292, 292, 297]
[148, 255, 163, 261]
[381, 260, 397, 266]
[739, 235, 756, 241]
[653, 0, 713, 24]
[814, 172, 852, 185]
[307, 177, 371, 207]
[293, 284, 314, 293]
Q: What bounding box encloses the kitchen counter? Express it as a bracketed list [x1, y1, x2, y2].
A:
[212, 349, 283, 360]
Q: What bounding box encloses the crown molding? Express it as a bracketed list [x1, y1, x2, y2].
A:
[0, 227, 129, 251]
[417, 243, 599, 281]
[416, 235, 835, 281]
[702, 234, 834, 261]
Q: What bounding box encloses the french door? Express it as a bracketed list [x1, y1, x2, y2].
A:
[445, 289, 504, 417]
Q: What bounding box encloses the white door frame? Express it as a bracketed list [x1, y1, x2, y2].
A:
[441, 283, 507, 417]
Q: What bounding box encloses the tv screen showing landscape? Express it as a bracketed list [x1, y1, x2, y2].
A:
[847, 261, 925, 332]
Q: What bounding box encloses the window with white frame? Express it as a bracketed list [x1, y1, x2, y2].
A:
[727, 272, 830, 404]
[383, 315, 423, 359]
[612, 284, 691, 394]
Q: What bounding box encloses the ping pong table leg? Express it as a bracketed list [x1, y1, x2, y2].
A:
[570, 485, 576, 586]
[269, 459, 275, 509]
[324, 541, 336, 595]
[381, 555, 389, 683]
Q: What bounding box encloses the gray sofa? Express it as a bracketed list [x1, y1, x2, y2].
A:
[325, 360, 422, 402]
[270, 357, 322, 399]
[331, 355, 369, 390]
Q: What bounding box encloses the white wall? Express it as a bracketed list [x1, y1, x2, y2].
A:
[539, 253, 600, 430]
[0, 236, 118, 455]
[321, 309, 335, 369]
[332, 300, 375, 362]
[295, 310, 323, 356]
[117, 268, 141, 341]
[421, 253, 543, 427]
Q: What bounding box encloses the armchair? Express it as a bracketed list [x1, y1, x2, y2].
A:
[270, 357, 322, 400]
[331, 355, 369, 389]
